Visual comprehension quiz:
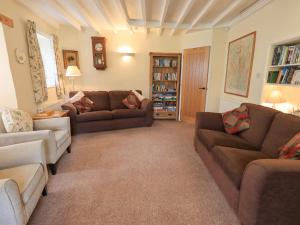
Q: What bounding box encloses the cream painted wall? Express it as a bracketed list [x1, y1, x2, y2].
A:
[220, 0, 300, 109]
[58, 26, 183, 98]
[0, 0, 59, 114]
[0, 24, 18, 108]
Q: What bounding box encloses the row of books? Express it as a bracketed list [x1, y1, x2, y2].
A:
[154, 107, 176, 112]
[267, 68, 300, 85]
[272, 45, 300, 65]
[154, 58, 177, 67]
[153, 72, 177, 81]
[153, 84, 176, 92]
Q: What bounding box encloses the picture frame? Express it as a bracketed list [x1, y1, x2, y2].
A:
[224, 32, 256, 97]
[62, 50, 79, 69]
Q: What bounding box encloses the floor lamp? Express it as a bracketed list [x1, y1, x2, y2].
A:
[65, 66, 82, 91]
[265, 90, 286, 109]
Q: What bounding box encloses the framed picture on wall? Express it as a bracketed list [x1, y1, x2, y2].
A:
[224, 32, 256, 97]
[63, 50, 79, 69]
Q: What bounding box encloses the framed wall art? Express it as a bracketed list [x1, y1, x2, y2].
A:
[63, 50, 79, 69]
[224, 32, 256, 97]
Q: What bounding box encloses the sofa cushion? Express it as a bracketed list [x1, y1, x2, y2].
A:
[0, 164, 44, 203]
[73, 96, 94, 113]
[222, 105, 250, 134]
[211, 146, 269, 188]
[122, 92, 141, 109]
[262, 113, 300, 157]
[54, 130, 70, 149]
[70, 91, 110, 111]
[238, 103, 279, 149]
[112, 109, 145, 119]
[197, 129, 256, 151]
[278, 132, 300, 160]
[76, 110, 113, 122]
[109, 90, 142, 110]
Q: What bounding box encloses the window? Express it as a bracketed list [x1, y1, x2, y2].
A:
[37, 32, 57, 88]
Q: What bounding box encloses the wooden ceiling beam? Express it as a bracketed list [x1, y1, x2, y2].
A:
[169, 0, 196, 36]
[140, 0, 148, 33]
[158, 0, 170, 36]
[92, 0, 117, 33]
[47, 0, 81, 30]
[114, 0, 133, 33]
[211, 0, 244, 26]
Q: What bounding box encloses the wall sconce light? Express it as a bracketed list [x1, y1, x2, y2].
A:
[121, 52, 135, 57]
[118, 46, 135, 61]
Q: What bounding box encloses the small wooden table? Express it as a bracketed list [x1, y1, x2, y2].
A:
[32, 110, 69, 120]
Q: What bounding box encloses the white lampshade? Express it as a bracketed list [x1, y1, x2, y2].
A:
[65, 66, 82, 77]
[265, 90, 286, 104]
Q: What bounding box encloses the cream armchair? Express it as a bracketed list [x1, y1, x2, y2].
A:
[0, 141, 48, 225]
[0, 117, 72, 175]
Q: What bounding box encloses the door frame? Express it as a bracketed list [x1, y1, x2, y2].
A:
[178, 45, 212, 121]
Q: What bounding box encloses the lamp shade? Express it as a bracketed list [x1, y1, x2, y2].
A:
[265, 90, 286, 104]
[65, 66, 82, 77]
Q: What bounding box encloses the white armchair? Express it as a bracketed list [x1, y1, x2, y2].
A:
[0, 141, 48, 225]
[0, 117, 72, 175]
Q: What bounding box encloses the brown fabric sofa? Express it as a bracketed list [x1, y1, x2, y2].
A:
[194, 103, 300, 225]
[61, 90, 153, 134]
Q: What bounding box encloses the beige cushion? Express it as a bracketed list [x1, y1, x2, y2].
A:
[132, 90, 146, 102]
[54, 130, 69, 148]
[1, 108, 33, 133]
[0, 164, 44, 203]
[68, 91, 85, 103]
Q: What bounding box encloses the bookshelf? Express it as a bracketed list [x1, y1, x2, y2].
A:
[266, 41, 300, 86]
[149, 52, 181, 120]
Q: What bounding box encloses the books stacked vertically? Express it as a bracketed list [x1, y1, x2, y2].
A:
[154, 58, 178, 67]
[153, 72, 177, 81]
[272, 45, 300, 65]
[267, 67, 300, 85]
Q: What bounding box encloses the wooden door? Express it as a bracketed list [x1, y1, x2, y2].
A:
[180, 47, 210, 123]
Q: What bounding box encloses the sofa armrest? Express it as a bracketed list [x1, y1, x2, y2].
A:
[141, 98, 153, 112]
[34, 117, 71, 133]
[195, 112, 224, 131]
[0, 179, 26, 225]
[0, 141, 47, 171]
[239, 159, 300, 225]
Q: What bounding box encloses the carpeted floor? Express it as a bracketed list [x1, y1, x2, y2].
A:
[29, 121, 240, 225]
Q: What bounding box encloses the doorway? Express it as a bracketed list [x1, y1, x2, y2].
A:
[180, 46, 210, 123]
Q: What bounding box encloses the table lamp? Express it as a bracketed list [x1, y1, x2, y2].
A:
[265, 90, 286, 109]
[65, 66, 81, 91]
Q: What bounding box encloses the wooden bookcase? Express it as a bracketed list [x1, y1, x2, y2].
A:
[149, 52, 181, 120]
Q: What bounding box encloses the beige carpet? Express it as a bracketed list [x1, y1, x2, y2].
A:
[29, 121, 240, 225]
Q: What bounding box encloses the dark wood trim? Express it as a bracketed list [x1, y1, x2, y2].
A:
[49, 163, 57, 175]
[0, 14, 13, 28]
[224, 31, 256, 98]
[67, 145, 71, 153]
[42, 186, 48, 196]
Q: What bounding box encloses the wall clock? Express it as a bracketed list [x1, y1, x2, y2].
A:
[91, 36, 107, 70]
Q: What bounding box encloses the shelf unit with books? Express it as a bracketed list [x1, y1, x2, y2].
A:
[149, 52, 181, 120]
[266, 42, 300, 86]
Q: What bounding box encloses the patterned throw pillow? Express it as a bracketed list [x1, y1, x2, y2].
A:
[122, 92, 141, 109]
[73, 96, 95, 113]
[222, 105, 250, 134]
[132, 90, 146, 102]
[1, 108, 33, 133]
[278, 132, 300, 160]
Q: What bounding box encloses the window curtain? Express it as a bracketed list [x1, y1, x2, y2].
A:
[52, 34, 65, 98]
[26, 20, 48, 104]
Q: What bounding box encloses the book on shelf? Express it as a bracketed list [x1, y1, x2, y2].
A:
[153, 58, 178, 68]
[267, 71, 279, 83]
[272, 45, 300, 65]
[268, 67, 300, 85]
[153, 72, 177, 81]
[291, 70, 300, 85]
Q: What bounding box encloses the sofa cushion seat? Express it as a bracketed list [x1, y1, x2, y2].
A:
[197, 129, 256, 151]
[112, 109, 145, 119]
[76, 110, 113, 122]
[0, 164, 44, 203]
[211, 146, 269, 188]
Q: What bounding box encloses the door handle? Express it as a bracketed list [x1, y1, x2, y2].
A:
[199, 87, 206, 90]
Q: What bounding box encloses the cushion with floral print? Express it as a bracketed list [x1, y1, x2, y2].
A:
[222, 105, 250, 134]
[73, 96, 95, 114]
[278, 132, 300, 160]
[1, 108, 33, 133]
[122, 92, 141, 109]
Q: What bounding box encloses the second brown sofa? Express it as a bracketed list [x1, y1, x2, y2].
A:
[62, 90, 153, 134]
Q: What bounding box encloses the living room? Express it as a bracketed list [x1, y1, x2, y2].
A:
[0, 0, 299, 225]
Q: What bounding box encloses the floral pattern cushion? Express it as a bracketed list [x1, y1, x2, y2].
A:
[122, 92, 141, 109]
[278, 132, 300, 160]
[1, 108, 33, 133]
[73, 96, 95, 114]
[222, 105, 250, 134]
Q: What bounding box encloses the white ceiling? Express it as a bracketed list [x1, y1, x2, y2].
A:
[16, 0, 272, 35]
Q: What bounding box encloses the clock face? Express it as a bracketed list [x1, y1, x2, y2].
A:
[95, 43, 103, 51]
